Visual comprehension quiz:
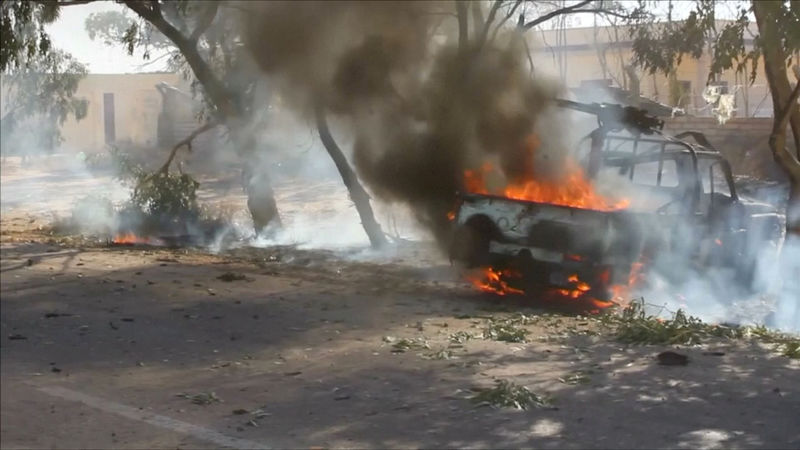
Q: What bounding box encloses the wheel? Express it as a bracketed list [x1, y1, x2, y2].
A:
[450, 221, 491, 268]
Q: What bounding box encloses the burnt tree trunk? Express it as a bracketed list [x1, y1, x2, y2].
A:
[753, 1, 800, 236]
[314, 103, 387, 249]
[239, 132, 281, 235]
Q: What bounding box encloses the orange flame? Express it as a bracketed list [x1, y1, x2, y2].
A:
[467, 267, 524, 296]
[609, 261, 646, 305]
[466, 267, 616, 313]
[112, 232, 161, 246]
[460, 134, 636, 312]
[462, 134, 628, 211]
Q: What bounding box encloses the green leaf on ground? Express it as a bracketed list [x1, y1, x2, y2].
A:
[470, 380, 552, 410]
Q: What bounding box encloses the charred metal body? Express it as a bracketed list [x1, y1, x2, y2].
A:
[450, 100, 783, 298]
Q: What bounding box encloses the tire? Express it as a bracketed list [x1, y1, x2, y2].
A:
[450, 221, 491, 268]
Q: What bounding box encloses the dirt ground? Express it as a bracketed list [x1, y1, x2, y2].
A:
[1, 158, 799, 449]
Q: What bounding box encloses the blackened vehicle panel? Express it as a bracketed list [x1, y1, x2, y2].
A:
[456, 193, 645, 256]
[452, 193, 667, 289]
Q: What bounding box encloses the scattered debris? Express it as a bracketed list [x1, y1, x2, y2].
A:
[383, 336, 431, 353]
[250, 408, 271, 419]
[448, 331, 475, 344]
[604, 301, 799, 359]
[604, 300, 743, 346]
[483, 317, 529, 343]
[156, 257, 179, 263]
[470, 380, 553, 410]
[558, 370, 593, 385]
[422, 349, 455, 360]
[217, 272, 247, 282]
[657, 351, 689, 366]
[176, 391, 222, 405]
[747, 326, 800, 359]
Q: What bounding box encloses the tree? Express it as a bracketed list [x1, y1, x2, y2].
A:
[83, 1, 390, 246]
[98, 2, 285, 236]
[315, 102, 386, 247]
[1, 1, 88, 158]
[626, 0, 800, 235]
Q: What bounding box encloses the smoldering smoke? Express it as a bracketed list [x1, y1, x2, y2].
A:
[240, 1, 797, 331]
[241, 0, 561, 247]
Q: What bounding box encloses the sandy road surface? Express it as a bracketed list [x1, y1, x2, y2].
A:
[2, 231, 799, 449]
[2, 158, 799, 449]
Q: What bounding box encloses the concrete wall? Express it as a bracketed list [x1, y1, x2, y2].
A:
[532, 22, 787, 119]
[58, 72, 186, 153]
[663, 116, 795, 180]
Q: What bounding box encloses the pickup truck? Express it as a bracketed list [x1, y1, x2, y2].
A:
[449, 102, 784, 299]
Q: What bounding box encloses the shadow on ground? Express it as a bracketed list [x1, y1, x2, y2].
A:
[1, 242, 798, 449]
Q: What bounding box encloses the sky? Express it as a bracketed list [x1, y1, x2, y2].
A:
[46, 1, 168, 74]
[45, 1, 749, 74]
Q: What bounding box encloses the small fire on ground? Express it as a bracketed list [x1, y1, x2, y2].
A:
[466, 265, 644, 313]
[111, 232, 164, 246]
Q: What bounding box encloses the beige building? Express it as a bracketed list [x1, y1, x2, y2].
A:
[57, 72, 191, 153]
[531, 22, 794, 118]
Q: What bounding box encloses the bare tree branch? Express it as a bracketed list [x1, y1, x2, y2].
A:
[522, 0, 593, 29]
[476, 0, 503, 48]
[471, 1, 485, 36]
[519, 1, 633, 31]
[568, 8, 633, 21]
[57, 0, 98, 6]
[155, 121, 218, 176]
[123, 0, 235, 118]
[490, 0, 523, 43]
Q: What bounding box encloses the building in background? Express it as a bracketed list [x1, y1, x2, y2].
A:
[57, 72, 202, 154]
[532, 21, 786, 119]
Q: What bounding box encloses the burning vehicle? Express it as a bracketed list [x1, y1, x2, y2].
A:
[449, 100, 784, 305]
